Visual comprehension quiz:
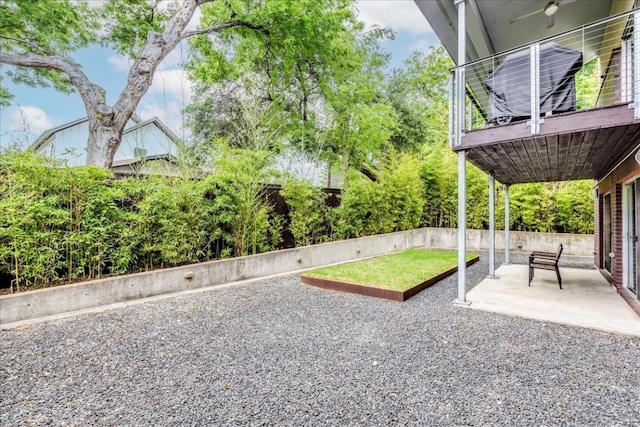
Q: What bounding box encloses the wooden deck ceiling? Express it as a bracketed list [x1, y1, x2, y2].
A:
[455, 104, 640, 184]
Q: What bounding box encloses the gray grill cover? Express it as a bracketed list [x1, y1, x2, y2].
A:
[485, 42, 583, 123]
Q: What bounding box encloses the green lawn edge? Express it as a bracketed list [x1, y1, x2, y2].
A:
[303, 249, 478, 292]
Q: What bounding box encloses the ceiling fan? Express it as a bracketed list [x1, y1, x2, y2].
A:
[510, 0, 577, 29]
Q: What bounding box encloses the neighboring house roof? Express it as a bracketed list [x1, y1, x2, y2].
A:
[111, 153, 182, 177]
[111, 153, 178, 168]
[31, 113, 143, 152]
[30, 114, 180, 170]
[121, 116, 180, 144]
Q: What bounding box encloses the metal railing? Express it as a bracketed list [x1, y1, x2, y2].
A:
[450, 9, 639, 146]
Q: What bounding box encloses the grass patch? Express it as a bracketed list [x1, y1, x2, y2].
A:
[304, 249, 478, 292]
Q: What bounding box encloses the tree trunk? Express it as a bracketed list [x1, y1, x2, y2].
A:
[86, 116, 128, 168]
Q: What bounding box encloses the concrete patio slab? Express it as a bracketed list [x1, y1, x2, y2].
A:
[465, 264, 640, 336]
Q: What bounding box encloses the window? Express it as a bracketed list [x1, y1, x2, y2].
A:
[134, 147, 147, 158]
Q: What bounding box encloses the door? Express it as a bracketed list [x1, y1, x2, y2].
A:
[622, 179, 638, 296]
[636, 179, 639, 299]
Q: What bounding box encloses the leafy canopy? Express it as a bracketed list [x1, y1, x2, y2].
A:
[0, 0, 98, 94]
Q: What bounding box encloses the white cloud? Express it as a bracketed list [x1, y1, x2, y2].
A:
[6, 106, 57, 134]
[148, 68, 194, 103]
[107, 55, 131, 72]
[356, 0, 432, 34]
[137, 102, 168, 123]
[0, 106, 60, 148]
[159, 43, 190, 70]
[78, 0, 106, 8]
[137, 100, 189, 141]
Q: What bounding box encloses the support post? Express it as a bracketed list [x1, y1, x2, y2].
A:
[454, 0, 468, 304]
[504, 184, 510, 264]
[530, 43, 541, 134]
[634, 10, 640, 119]
[455, 67, 465, 146]
[488, 172, 496, 277]
[455, 0, 466, 147]
[458, 150, 467, 302]
[449, 70, 455, 147]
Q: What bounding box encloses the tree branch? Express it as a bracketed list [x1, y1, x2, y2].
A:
[0, 51, 109, 116]
[0, 35, 52, 56]
[182, 20, 265, 39]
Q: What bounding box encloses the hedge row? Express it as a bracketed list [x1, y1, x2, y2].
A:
[0, 149, 592, 291]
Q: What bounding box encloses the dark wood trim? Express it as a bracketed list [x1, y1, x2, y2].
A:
[457, 104, 636, 150]
[457, 105, 640, 184]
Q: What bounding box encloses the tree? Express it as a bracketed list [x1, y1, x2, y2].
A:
[319, 27, 397, 177]
[575, 59, 599, 110]
[185, 1, 394, 175]
[384, 68, 428, 153]
[0, 0, 358, 168]
[382, 47, 452, 153]
[402, 46, 453, 149]
[325, 73, 398, 178]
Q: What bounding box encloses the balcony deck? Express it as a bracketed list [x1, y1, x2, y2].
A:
[454, 104, 640, 184]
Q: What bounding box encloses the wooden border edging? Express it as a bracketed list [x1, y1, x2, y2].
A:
[301, 256, 480, 301]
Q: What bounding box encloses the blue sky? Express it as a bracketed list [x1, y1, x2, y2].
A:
[0, 0, 439, 149]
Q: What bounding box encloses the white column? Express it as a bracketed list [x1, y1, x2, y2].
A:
[455, 0, 467, 303]
[489, 172, 495, 277]
[530, 43, 541, 134]
[504, 184, 510, 264]
[458, 151, 467, 302]
[449, 71, 455, 147]
[456, 67, 466, 146]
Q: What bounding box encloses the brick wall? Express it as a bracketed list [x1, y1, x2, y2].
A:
[613, 184, 623, 287]
[596, 150, 639, 286]
[633, 183, 638, 294]
[598, 151, 639, 194]
[594, 194, 602, 269]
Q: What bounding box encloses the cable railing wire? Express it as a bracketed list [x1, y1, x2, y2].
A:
[450, 10, 635, 136]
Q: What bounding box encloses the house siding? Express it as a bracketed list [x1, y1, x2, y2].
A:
[613, 184, 623, 287]
[597, 151, 640, 194]
[39, 121, 90, 166]
[596, 151, 640, 290]
[34, 117, 168, 167]
[115, 122, 177, 162]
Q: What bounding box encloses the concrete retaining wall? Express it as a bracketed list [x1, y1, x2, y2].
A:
[430, 229, 593, 256]
[0, 228, 593, 325]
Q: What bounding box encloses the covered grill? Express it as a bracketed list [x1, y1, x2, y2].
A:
[485, 42, 583, 124]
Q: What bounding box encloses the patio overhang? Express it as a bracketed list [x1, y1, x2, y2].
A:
[453, 103, 640, 184]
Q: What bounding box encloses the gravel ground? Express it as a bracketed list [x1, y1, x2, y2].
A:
[2, 252, 639, 426]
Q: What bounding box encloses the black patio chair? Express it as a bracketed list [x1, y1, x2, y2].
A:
[528, 244, 563, 289]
